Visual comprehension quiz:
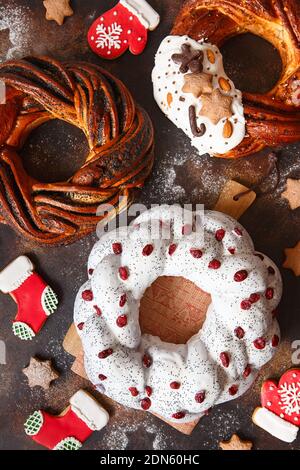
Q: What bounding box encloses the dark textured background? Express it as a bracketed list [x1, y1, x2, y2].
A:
[0, 0, 299, 450]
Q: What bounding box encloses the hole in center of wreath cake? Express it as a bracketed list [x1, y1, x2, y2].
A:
[20, 120, 89, 183]
[139, 276, 212, 345]
[221, 33, 282, 94]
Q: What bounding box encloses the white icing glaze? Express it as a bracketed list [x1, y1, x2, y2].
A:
[70, 390, 109, 431]
[152, 36, 246, 156]
[0, 256, 33, 293]
[120, 0, 160, 30]
[74, 208, 282, 423]
[253, 407, 298, 443]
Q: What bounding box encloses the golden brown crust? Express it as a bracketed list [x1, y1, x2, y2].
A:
[0, 57, 154, 244]
[172, 0, 300, 158]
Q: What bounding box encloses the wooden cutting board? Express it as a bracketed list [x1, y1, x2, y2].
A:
[63, 180, 256, 435]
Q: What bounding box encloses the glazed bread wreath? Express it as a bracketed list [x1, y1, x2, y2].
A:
[153, 0, 300, 158]
[0, 57, 154, 245]
[74, 207, 282, 422]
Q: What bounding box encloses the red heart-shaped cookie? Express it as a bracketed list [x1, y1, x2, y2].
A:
[261, 369, 300, 427]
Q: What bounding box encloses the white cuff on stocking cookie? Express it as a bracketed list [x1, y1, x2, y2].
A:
[252, 369, 300, 442]
[0, 256, 58, 340]
[24, 390, 109, 450]
[88, 0, 160, 59]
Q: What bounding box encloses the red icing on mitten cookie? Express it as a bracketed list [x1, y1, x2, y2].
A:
[253, 369, 300, 442]
[24, 390, 109, 450]
[261, 370, 300, 426]
[0, 256, 58, 340]
[88, 0, 160, 60]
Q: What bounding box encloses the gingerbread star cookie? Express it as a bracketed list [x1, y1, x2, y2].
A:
[283, 241, 300, 276]
[219, 434, 253, 451]
[199, 89, 233, 125]
[23, 357, 59, 390]
[43, 0, 73, 26]
[281, 178, 300, 210]
[182, 73, 213, 98]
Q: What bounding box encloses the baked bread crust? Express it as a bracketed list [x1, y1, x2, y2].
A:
[172, 0, 300, 158]
[0, 57, 154, 245]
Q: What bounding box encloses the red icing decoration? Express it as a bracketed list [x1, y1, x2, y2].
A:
[141, 397, 151, 410]
[172, 411, 186, 419]
[215, 229, 225, 241]
[31, 408, 93, 450]
[142, 353, 152, 368]
[234, 270, 248, 282]
[119, 266, 129, 280]
[170, 381, 181, 389]
[190, 248, 203, 258]
[11, 273, 50, 334]
[142, 244, 154, 256]
[243, 364, 251, 378]
[129, 387, 139, 397]
[228, 384, 238, 396]
[168, 244, 177, 256]
[234, 326, 245, 339]
[220, 351, 230, 368]
[195, 391, 205, 403]
[119, 293, 127, 307]
[260, 369, 300, 427]
[82, 290, 93, 301]
[208, 259, 221, 269]
[88, 3, 148, 60]
[94, 305, 102, 316]
[112, 243, 122, 255]
[116, 314, 128, 327]
[241, 299, 252, 310]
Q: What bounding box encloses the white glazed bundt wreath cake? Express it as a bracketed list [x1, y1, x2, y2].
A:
[74, 206, 282, 423]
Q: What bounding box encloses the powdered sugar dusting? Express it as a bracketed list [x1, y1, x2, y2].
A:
[146, 140, 192, 204]
[102, 414, 172, 450]
[0, 3, 32, 61]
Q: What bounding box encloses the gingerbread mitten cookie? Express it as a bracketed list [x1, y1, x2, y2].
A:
[253, 369, 300, 442]
[88, 0, 160, 59]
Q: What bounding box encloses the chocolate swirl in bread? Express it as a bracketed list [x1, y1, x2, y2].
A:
[0, 57, 154, 245]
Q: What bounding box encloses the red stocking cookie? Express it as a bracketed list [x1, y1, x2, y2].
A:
[252, 369, 300, 442]
[88, 0, 160, 59]
[24, 390, 109, 450]
[0, 256, 58, 340]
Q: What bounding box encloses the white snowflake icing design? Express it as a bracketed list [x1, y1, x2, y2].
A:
[278, 381, 300, 416]
[95, 22, 122, 50]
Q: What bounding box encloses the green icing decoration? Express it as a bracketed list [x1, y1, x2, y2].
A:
[42, 286, 58, 315]
[53, 437, 82, 451]
[24, 410, 43, 436]
[12, 322, 35, 341]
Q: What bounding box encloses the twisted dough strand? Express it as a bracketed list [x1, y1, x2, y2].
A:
[0, 57, 154, 245]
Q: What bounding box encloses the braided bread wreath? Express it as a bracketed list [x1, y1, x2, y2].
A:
[0, 57, 154, 245]
[152, 0, 300, 158]
[74, 206, 282, 422]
